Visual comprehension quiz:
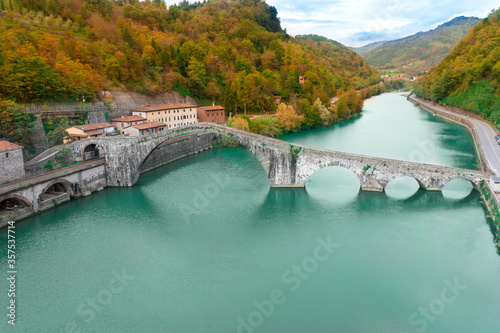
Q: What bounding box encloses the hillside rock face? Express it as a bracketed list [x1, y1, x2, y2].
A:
[104, 91, 197, 108]
[101, 91, 197, 119]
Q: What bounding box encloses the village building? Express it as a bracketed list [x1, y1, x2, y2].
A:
[111, 115, 147, 132]
[123, 121, 167, 136]
[273, 96, 282, 107]
[299, 76, 305, 84]
[197, 105, 226, 124]
[131, 103, 198, 129]
[65, 123, 117, 142]
[0, 140, 25, 184]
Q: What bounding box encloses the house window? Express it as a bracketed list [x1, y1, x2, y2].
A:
[6, 152, 9, 160]
[141, 130, 144, 135]
[121, 123, 124, 128]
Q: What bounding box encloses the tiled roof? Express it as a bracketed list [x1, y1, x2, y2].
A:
[76, 123, 115, 132]
[0, 140, 23, 151]
[111, 115, 146, 122]
[132, 121, 166, 130]
[131, 103, 197, 112]
[85, 130, 103, 136]
[198, 105, 225, 111]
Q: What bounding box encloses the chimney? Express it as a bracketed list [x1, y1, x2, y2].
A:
[213, 102, 215, 106]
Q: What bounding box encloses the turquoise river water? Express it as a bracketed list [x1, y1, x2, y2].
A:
[1, 93, 499, 333]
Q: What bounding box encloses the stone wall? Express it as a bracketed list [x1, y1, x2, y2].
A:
[28, 115, 50, 159]
[140, 133, 219, 174]
[88, 110, 106, 124]
[0, 149, 25, 184]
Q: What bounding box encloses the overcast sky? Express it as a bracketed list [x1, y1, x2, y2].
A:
[164, 0, 499, 47]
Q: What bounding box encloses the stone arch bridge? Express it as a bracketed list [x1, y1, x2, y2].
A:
[65, 123, 488, 192]
[0, 123, 490, 226]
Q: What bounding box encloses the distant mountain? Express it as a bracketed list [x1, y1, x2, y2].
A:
[363, 16, 481, 76]
[349, 41, 387, 55]
[414, 9, 500, 121]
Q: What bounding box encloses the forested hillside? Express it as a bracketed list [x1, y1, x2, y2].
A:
[414, 9, 500, 121]
[363, 16, 480, 76]
[349, 41, 387, 55]
[0, 0, 380, 113]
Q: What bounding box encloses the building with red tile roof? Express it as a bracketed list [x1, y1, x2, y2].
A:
[197, 105, 226, 124]
[123, 121, 167, 136]
[65, 123, 117, 141]
[131, 104, 198, 129]
[111, 115, 147, 133]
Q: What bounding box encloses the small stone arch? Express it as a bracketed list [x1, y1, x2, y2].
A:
[0, 194, 32, 216]
[305, 164, 362, 188]
[40, 179, 75, 201]
[441, 178, 477, 201]
[443, 178, 480, 192]
[82, 143, 106, 162]
[384, 175, 422, 199]
[393, 174, 427, 190]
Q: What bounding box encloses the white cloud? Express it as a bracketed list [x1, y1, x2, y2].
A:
[266, 0, 500, 46]
[161, 0, 500, 46]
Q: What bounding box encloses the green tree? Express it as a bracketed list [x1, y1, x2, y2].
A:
[312, 98, 330, 125]
[0, 99, 36, 149]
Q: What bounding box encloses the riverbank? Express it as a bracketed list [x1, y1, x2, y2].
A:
[408, 94, 499, 247]
[408, 94, 488, 172]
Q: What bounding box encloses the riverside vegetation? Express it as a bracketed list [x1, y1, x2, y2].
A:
[227, 84, 383, 137]
[414, 8, 500, 122]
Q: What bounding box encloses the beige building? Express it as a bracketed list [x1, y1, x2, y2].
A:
[123, 121, 167, 136]
[0, 141, 25, 183]
[131, 103, 198, 129]
[111, 115, 147, 132]
[65, 123, 117, 142]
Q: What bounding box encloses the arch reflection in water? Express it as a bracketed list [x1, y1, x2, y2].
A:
[442, 179, 474, 201]
[385, 176, 421, 200]
[305, 166, 360, 205]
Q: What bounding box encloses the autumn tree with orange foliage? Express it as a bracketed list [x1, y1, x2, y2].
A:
[276, 103, 304, 132]
[230, 117, 250, 132]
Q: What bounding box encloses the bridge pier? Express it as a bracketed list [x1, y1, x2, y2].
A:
[361, 178, 384, 192]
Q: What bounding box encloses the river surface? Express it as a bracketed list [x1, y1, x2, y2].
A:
[1, 93, 499, 333]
